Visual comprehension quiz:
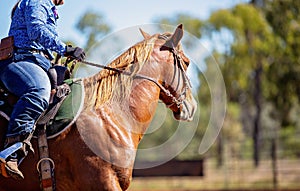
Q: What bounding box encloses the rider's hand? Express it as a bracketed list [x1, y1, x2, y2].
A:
[64, 45, 86, 61]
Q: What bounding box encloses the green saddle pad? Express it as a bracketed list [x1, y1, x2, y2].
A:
[45, 79, 84, 139]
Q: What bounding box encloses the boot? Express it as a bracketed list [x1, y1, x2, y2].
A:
[0, 135, 31, 180]
[5, 152, 24, 180]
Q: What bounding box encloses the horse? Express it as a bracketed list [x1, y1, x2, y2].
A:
[0, 24, 197, 191]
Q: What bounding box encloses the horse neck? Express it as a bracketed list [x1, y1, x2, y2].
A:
[80, 37, 164, 140]
[128, 76, 161, 132]
[81, 58, 163, 141]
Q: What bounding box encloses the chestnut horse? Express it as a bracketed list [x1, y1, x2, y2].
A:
[0, 24, 196, 191]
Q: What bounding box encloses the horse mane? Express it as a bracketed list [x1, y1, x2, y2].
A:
[82, 35, 158, 109]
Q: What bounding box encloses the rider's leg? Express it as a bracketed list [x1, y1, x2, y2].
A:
[0, 60, 50, 179]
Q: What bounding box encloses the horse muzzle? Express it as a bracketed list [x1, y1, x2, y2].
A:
[173, 95, 197, 122]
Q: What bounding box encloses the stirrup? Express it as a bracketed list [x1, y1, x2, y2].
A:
[0, 142, 24, 179]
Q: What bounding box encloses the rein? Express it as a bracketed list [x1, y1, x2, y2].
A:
[80, 60, 178, 105]
[67, 46, 191, 109]
[80, 60, 165, 88]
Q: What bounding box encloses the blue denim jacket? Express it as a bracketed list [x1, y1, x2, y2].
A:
[8, 0, 66, 59]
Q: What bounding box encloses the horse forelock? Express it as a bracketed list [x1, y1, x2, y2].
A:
[83, 36, 158, 108]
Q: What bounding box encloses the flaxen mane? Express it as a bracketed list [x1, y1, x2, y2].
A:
[82, 35, 158, 109]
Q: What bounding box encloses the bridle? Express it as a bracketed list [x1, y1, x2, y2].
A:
[163, 48, 192, 108]
[70, 36, 192, 109]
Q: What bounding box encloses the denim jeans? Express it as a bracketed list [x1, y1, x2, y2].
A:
[0, 53, 51, 137]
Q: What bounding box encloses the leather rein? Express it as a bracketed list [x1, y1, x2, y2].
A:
[72, 46, 191, 109]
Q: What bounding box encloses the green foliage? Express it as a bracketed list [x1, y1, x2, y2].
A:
[263, 0, 300, 123]
[209, 1, 300, 160]
[209, 9, 244, 33]
[209, 4, 277, 102]
[152, 1, 300, 160]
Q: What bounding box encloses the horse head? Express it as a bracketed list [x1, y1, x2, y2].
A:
[140, 24, 197, 121]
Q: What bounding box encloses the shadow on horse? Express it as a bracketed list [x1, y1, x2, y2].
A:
[0, 24, 197, 191]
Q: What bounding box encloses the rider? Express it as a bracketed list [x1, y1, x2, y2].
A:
[0, 0, 85, 180]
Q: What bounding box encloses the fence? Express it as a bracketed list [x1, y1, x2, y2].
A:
[131, 139, 300, 190]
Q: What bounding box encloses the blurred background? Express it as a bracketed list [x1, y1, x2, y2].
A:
[1, 0, 300, 190]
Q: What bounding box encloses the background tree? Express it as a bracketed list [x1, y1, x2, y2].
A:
[208, 3, 277, 166]
[76, 11, 112, 52]
[262, 0, 300, 158]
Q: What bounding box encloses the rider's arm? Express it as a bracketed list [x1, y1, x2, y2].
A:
[24, 0, 66, 55]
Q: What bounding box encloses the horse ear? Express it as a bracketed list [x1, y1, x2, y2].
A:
[139, 28, 151, 39]
[162, 24, 184, 49]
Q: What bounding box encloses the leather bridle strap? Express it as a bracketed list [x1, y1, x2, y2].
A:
[164, 49, 191, 108]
